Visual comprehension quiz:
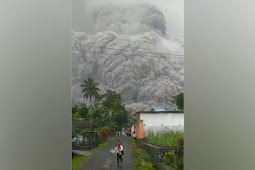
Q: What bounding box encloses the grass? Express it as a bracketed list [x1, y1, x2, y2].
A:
[129, 137, 136, 144]
[90, 137, 112, 152]
[72, 154, 88, 170]
[146, 131, 184, 147]
[129, 138, 155, 170]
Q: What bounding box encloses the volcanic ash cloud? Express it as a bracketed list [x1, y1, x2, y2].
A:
[72, 3, 184, 111]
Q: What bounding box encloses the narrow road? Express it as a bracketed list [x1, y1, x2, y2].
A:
[78, 136, 133, 170]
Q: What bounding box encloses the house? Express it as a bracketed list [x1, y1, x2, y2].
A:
[72, 118, 98, 150]
[135, 109, 184, 139]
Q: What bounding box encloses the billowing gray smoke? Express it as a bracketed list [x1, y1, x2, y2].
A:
[72, 3, 184, 111]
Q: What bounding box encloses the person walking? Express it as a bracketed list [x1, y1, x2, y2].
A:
[116, 140, 124, 167]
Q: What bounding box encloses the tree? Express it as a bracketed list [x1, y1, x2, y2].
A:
[127, 110, 135, 127]
[81, 77, 100, 102]
[72, 113, 80, 137]
[77, 103, 89, 119]
[89, 104, 105, 127]
[72, 102, 78, 114]
[173, 93, 184, 110]
[111, 100, 128, 130]
[101, 89, 121, 110]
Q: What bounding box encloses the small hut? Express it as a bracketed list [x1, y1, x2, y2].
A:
[72, 119, 98, 150]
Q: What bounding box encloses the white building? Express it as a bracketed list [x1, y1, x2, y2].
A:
[136, 110, 184, 137]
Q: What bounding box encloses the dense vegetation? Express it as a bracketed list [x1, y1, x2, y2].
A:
[146, 131, 184, 147]
[162, 136, 184, 169]
[129, 138, 155, 170]
[72, 154, 88, 170]
[146, 131, 184, 169]
[172, 93, 184, 110]
[72, 77, 134, 137]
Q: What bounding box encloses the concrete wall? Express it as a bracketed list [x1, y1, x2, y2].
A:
[140, 113, 184, 137]
[140, 142, 178, 170]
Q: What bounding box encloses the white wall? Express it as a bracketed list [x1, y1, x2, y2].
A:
[140, 113, 184, 136]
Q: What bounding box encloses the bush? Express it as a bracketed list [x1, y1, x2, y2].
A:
[97, 126, 111, 141]
[176, 156, 183, 169]
[163, 151, 177, 167]
[163, 150, 183, 169]
[177, 136, 184, 154]
[139, 159, 154, 170]
[130, 139, 155, 170]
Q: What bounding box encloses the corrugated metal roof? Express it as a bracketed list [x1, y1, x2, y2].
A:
[154, 108, 166, 111]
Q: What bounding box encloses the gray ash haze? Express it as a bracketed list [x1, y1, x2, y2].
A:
[72, 0, 184, 111]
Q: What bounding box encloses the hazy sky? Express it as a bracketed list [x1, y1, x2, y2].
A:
[72, 0, 184, 41]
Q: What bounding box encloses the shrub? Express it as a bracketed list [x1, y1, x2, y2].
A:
[163, 150, 183, 169]
[163, 151, 177, 167]
[176, 156, 184, 169]
[139, 159, 154, 170]
[130, 139, 155, 170]
[129, 137, 136, 144]
[177, 136, 184, 154]
[97, 126, 111, 141]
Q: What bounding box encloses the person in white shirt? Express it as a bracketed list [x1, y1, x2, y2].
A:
[116, 140, 124, 167]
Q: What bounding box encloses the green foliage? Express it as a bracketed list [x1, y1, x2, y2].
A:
[76, 103, 89, 118]
[81, 77, 100, 102]
[100, 89, 129, 130]
[177, 136, 184, 154]
[137, 159, 154, 170]
[146, 131, 184, 147]
[127, 112, 136, 127]
[73, 78, 132, 138]
[89, 104, 105, 127]
[72, 154, 88, 170]
[176, 156, 184, 169]
[129, 137, 136, 144]
[72, 103, 79, 114]
[72, 113, 80, 137]
[162, 151, 178, 167]
[172, 93, 184, 110]
[162, 151, 183, 169]
[129, 138, 155, 170]
[160, 136, 184, 169]
[96, 126, 111, 142]
[101, 90, 121, 109]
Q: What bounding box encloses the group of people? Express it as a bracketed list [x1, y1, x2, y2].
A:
[115, 129, 135, 137]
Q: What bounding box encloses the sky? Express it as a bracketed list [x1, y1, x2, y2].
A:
[72, 0, 184, 42]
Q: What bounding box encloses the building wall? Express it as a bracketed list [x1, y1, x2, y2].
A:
[135, 120, 144, 139]
[140, 113, 184, 137]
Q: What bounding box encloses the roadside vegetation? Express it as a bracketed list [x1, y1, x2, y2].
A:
[129, 138, 155, 170]
[90, 136, 112, 152]
[72, 154, 88, 170]
[145, 131, 184, 169]
[146, 131, 184, 147]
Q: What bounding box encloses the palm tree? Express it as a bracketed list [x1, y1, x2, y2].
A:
[81, 78, 100, 102]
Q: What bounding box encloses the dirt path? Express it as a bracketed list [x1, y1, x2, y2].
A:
[77, 136, 133, 170]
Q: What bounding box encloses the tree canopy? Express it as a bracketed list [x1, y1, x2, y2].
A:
[73, 78, 131, 134]
[173, 93, 184, 110]
[81, 77, 100, 102]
